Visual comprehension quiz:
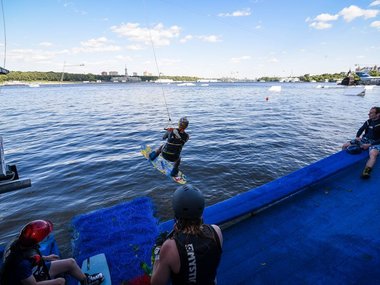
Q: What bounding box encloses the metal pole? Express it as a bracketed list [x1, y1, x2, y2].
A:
[0, 136, 6, 177]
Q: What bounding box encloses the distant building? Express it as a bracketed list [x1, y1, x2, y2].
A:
[101, 71, 108, 76]
[133, 72, 138, 76]
[111, 76, 142, 83]
[109, 71, 119, 76]
[143, 71, 152, 76]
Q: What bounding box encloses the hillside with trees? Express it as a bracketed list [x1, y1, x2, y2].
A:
[0, 70, 379, 83]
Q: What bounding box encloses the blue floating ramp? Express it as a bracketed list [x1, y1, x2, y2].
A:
[71, 197, 158, 284]
[218, 156, 380, 284]
[160, 150, 368, 232]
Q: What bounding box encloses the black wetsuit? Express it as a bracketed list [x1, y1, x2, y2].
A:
[162, 129, 189, 162]
[356, 118, 380, 145]
[171, 225, 222, 285]
[1, 241, 50, 285]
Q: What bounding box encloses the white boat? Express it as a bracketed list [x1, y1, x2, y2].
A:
[177, 82, 195, 86]
[343, 87, 365, 96]
[268, 85, 281, 92]
[356, 71, 380, 85]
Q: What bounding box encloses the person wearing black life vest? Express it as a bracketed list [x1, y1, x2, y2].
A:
[150, 185, 223, 285]
[342, 106, 380, 178]
[0, 220, 104, 285]
[149, 117, 190, 176]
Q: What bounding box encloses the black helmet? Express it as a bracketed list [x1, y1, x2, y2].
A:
[172, 185, 205, 219]
[178, 117, 189, 129]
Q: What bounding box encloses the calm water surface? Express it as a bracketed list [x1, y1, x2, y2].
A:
[0, 82, 379, 255]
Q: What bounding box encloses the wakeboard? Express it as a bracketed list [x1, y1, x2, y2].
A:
[140, 144, 187, 184]
[78, 253, 112, 285]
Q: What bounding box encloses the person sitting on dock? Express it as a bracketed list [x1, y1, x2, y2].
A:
[1, 220, 104, 285]
[149, 117, 189, 176]
[342, 106, 380, 178]
[150, 185, 223, 285]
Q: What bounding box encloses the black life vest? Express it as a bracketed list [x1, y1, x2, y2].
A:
[162, 129, 189, 161]
[171, 225, 222, 285]
[1, 240, 50, 284]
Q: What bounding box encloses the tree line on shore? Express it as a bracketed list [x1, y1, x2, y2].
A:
[0, 70, 379, 83]
[0, 71, 198, 83]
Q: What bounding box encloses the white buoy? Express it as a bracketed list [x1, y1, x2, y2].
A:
[268, 85, 281, 92]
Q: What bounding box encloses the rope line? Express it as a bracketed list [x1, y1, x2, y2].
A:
[143, 0, 172, 124]
[1, 0, 6, 69]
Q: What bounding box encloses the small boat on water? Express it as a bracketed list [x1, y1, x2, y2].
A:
[177, 82, 196, 86]
[343, 86, 365, 96]
[268, 85, 281, 92]
[356, 71, 380, 85]
[0, 136, 31, 194]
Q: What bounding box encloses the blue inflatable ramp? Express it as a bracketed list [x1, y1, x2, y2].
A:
[71, 197, 159, 284]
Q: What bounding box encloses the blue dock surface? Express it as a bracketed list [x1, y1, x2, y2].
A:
[67, 150, 379, 284]
[217, 156, 380, 285]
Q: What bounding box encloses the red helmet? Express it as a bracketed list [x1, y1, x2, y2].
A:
[19, 220, 53, 247]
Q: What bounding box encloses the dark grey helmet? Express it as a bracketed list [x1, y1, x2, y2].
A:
[178, 117, 189, 129]
[172, 185, 205, 219]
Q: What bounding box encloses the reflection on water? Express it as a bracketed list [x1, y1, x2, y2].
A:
[0, 82, 379, 255]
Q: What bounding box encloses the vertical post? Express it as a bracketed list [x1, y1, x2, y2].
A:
[0, 136, 6, 177]
[60, 60, 66, 86]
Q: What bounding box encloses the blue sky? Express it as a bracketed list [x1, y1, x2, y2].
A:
[1, 0, 380, 78]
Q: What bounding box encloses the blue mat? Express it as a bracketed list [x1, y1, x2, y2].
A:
[71, 197, 158, 284]
[218, 159, 380, 284]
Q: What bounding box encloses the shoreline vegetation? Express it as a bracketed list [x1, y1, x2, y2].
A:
[0, 70, 380, 85]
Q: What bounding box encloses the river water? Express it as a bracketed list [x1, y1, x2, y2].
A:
[0, 82, 379, 255]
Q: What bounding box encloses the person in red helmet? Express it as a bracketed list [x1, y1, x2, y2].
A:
[149, 117, 190, 176]
[1, 220, 104, 285]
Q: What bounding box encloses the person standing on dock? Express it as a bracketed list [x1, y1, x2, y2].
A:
[150, 185, 223, 285]
[1, 220, 104, 285]
[342, 106, 380, 178]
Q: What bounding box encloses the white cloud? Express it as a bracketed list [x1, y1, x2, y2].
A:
[268, 57, 279, 63]
[8, 48, 68, 62]
[314, 13, 339, 22]
[126, 44, 144, 50]
[339, 5, 379, 22]
[370, 20, 380, 30]
[115, 55, 133, 61]
[110, 22, 181, 46]
[308, 13, 338, 30]
[309, 21, 333, 30]
[71, 37, 121, 53]
[39, 42, 53, 47]
[218, 8, 251, 17]
[197, 35, 222, 43]
[80, 37, 108, 48]
[369, 1, 380, 7]
[308, 5, 379, 30]
[180, 35, 193, 43]
[230, 56, 251, 64]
